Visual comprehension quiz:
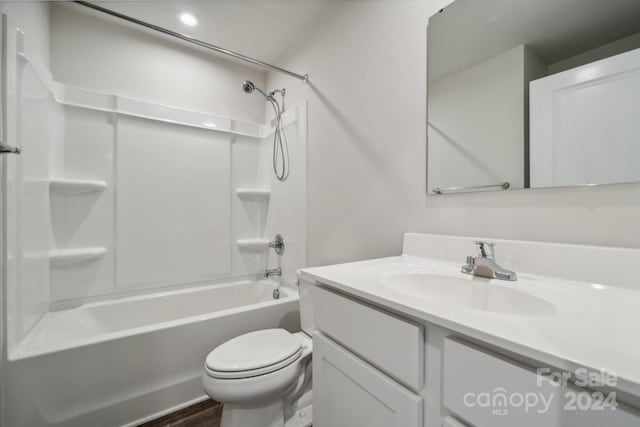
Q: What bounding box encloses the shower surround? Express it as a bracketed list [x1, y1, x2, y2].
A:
[1, 10, 307, 426]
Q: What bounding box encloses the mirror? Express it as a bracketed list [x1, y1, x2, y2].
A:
[427, 0, 640, 194]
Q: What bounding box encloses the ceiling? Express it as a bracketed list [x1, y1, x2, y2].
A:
[77, 0, 337, 65]
[428, 0, 640, 82]
[65, 0, 640, 83]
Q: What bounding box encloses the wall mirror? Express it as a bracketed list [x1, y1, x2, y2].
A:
[427, 0, 640, 194]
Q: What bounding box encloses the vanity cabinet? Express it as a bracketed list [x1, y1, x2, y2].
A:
[312, 332, 422, 427]
[309, 283, 640, 427]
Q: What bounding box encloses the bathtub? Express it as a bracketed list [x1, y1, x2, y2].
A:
[4, 279, 300, 427]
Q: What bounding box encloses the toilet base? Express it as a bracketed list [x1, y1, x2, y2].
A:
[221, 399, 282, 427]
[284, 392, 312, 427]
[220, 391, 312, 427]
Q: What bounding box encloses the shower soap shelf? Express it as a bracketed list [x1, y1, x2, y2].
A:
[50, 247, 107, 267]
[50, 179, 107, 195]
[236, 239, 271, 252]
[236, 189, 271, 202]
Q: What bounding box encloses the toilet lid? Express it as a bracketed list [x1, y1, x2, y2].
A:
[205, 329, 301, 377]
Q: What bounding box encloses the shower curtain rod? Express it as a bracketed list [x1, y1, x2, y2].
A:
[73, 1, 309, 83]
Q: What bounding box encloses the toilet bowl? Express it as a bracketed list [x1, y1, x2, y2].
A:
[203, 280, 315, 427]
[202, 328, 313, 427]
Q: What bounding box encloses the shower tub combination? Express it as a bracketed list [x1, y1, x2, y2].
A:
[1, 4, 307, 427]
[4, 280, 299, 427]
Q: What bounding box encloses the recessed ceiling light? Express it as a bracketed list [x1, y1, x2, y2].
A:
[180, 13, 198, 27]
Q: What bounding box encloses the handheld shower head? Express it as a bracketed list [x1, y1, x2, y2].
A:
[242, 80, 255, 94]
[240, 79, 290, 181]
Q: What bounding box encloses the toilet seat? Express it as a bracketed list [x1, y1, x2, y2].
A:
[205, 329, 302, 379]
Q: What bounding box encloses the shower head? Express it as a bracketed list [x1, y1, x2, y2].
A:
[242, 80, 255, 94]
[242, 80, 268, 98]
[242, 80, 290, 181]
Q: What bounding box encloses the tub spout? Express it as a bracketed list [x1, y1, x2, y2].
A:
[265, 267, 282, 278]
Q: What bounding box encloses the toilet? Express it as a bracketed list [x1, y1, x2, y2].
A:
[202, 281, 314, 427]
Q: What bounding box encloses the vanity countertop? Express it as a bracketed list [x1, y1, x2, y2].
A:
[299, 253, 640, 398]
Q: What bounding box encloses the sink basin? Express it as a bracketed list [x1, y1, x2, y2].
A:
[380, 272, 555, 316]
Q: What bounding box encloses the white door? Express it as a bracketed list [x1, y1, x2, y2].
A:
[313, 332, 422, 427]
[529, 47, 640, 188]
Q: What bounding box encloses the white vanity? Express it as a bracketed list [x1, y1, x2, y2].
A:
[299, 233, 640, 427]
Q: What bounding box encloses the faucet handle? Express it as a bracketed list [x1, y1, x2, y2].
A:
[473, 240, 495, 259]
[268, 234, 285, 255]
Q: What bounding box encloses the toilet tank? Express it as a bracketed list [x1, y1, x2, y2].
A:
[297, 278, 315, 336]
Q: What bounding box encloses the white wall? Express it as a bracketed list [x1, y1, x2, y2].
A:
[0, 2, 308, 310]
[45, 96, 304, 304]
[0, 3, 52, 413]
[428, 45, 534, 193]
[50, 3, 267, 123]
[267, 0, 640, 267]
[261, 105, 308, 286]
[0, 1, 50, 66]
[0, 1, 53, 343]
[45, 3, 308, 303]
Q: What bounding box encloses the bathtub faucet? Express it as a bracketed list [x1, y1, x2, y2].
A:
[265, 267, 282, 278]
[269, 234, 285, 255]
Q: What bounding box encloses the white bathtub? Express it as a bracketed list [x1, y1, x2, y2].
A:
[4, 280, 300, 427]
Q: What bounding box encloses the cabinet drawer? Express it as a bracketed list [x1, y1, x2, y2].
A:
[313, 332, 422, 427]
[443, 337, 640, 427]
[313, 285, 424, 390]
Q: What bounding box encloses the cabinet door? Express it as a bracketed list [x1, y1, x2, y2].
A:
[444, 337, 640, 427]
[313, 332, 422, 427]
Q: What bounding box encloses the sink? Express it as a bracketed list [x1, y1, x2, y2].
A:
[380, 272, 555, 316]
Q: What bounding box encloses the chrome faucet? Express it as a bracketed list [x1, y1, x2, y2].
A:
[461, 241, 517, 281]
[268, 234, 285, 255]
[264, 267, 282, 278]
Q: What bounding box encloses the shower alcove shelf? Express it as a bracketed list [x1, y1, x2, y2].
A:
[236, 188, 271, 202]
[50, 177, 108, 267]
[236, 239, 271, 252]
[50, 247, 107, 267]
[236, 189, 271, 252]
[49, 178, 107, 195]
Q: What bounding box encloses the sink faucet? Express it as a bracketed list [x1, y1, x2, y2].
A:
[265, 267, 282, 278]
[461, 241, 517, 281]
